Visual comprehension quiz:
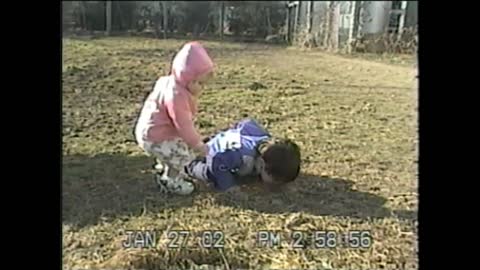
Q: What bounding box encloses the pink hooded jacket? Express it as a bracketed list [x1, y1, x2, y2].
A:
[135, 42, 214, 149]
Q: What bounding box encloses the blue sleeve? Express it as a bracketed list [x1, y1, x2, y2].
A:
[232, 119, 251, 129]
[237, 119, 270, 137]
[209, 150, 243, 191]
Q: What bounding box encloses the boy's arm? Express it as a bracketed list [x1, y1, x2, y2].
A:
[202, 119, 251, 143]
[237, 119, 270, 137]
[202, 125, 235, 143]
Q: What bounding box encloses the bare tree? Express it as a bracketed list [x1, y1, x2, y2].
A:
[326, 1, 340, 51]
[265, 5, 272, 35]
[62, 1, 78, 33]
[80, 1, 87, 31]
[294, 1, 300, 35]
[106, 1, 112, 35]
[347, 1, 357, 53]
[220, 1, 225, 39]
[115, 2, 126, 31]
[286, 3, 291, 43]
[306, 0, 313, 34]
[286, 1, 299, 44]
[162, 1, 168, 39]
[322, 1, 330, 47]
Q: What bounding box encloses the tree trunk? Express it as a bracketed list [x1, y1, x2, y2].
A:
[202, 21, 211, 35]
[80, 1, 87, 31]
[294, 1, 300, 35]
[356, 1, 367, 40]
[106, 1, 112, 35]
[266, 6, 272, 36]
[352, 0, 362, 39]
[115, 2, 126, 31]
[322, 1, 330, 47]
[306, 1, 312, 33]
[347, 1, 357, 53]
[220, 1, 225, 39]
[397, 1, 408, 38]
[327, 1, 340, 51]
[193, 24, 200, 37]
[162, 1, 168, 39]
[286, 5, 290, 43]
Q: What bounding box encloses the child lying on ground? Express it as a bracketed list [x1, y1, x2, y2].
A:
[184, 118, 301, 192]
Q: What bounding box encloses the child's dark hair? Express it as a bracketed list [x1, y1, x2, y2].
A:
[259, 138, 301, 184]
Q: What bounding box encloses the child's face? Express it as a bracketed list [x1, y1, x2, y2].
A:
[188, 71, 213, 97]
[254, 157, 274, 184]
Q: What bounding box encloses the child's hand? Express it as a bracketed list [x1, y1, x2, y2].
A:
[194, 142, 209, 157]
[202, 136, 213, 143]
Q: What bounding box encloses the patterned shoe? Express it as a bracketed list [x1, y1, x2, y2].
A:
[155, 173, 194, 195]
[154, 173, 170, 194]
[169, 177, 195, 195]
[153, 161, 165, 174]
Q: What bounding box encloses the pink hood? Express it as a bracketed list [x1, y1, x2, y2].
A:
[171, 41, 214, 88]
[135, 42, 214, 149]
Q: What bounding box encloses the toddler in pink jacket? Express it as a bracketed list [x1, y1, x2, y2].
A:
[134, 41, 214, 195]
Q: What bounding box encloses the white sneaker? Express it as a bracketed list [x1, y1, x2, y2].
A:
[155, 173, 194, 195]
[171, 177, 195, 195]
[154, 162, 165, 173]
[154, 173, 169, 194]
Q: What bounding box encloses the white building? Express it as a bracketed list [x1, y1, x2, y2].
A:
[288, 1, 418, 51]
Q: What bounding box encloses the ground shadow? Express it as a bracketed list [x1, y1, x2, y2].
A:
[63, 153, 416, 229]
[214, 173, 417, 221]
[62, 153, 198, 229]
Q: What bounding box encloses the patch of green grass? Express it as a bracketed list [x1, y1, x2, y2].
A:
[63, 37, 417, 270]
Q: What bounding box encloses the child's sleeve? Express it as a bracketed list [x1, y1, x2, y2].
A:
[166, 95, 202, 149]
[238, 119, 270, 137]
[231, 119, 250, 129]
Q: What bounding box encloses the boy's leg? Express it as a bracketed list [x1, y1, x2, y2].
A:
[185, 156, 210, 182]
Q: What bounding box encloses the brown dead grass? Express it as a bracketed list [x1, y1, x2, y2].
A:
[63, 37, 417, 270]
